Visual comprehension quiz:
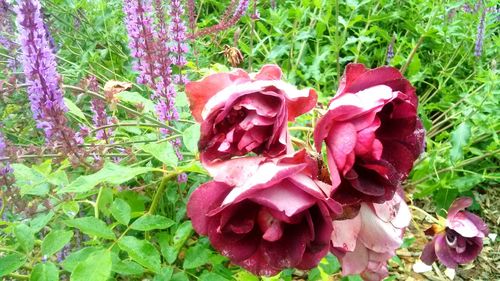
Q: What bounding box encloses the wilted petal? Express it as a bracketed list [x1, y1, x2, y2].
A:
[420, 238, 438, 265]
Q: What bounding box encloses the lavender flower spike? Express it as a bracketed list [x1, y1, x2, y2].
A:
[0, 131, 14, 187]
[474, 8, 486, 57]
[16, 0, 82, 159]
[169, 0, 189, 84]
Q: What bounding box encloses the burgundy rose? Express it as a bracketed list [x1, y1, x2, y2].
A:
[331, 191, 410, 281]
[186, 65, 317, 164]
[187, 150, 341, 276]
[314, 63, 425, 204]
[420, 197, 489, 268]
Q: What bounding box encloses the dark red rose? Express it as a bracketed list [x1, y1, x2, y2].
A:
[186, 65, 317, 165]
[187, 150, 341, 276]
[314, 63, 425, 205]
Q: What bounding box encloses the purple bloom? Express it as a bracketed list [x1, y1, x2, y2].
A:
[0, 131, 14, 186]
[386, 35, 395, 64]
[474, 8, 486, 57]
[169, 0, 188, 69]
[177, 172, 187, 183]
[421, 197, 489, 268]
[16, 0, 82, 158]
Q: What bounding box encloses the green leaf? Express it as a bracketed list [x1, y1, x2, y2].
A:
[64, 98, 87, 122]
[319, 253, 341, 275]
[0, 253, 26, 277]
[14, 224, 34, 253]
[450, 122, 471, 162]
[153, 267, 173, 281]
[11, 163, 50, 196]
[42, 230, 73, 256]
[59, 162, 156, 193]
[110, 198, 132, 225]
[171, 272, 189, 281]
[116, 91, 156, 113]
[199, 272, 229, 281]
[118, 236, 161, 273]
[64, 217, 115, 240]
[111, 253, 144, 276]
[160, 221, 193, 263]
[30, 262, 59, 281]
[234, 271, 259, 281]
[61, 201, 80, 218]
[61, 247, 100, 272]
[70, 250, 111, 281]
[182, 124, 200, 153]
[140, 142, 178, 167]
[183, 243, 211, 269]
[130, 215, 175, 231]
[30, 212, 55, 232]
[451, 174, 484, 193]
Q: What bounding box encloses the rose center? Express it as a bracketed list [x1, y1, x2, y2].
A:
[257, 208, 283, 242]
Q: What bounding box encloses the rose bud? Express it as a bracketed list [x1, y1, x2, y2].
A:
[420, 197, 489, 268]
[314, 63, 425, 205]
[331, 191, 410, 281]
[187, 150, 341, 276]
[186, 64, 317, 165]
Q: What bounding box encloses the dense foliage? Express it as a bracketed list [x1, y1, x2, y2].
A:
[0, 0, 498, 280]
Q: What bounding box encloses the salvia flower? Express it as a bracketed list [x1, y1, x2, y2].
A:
[474, 8, 486, 57]
[169, 0, 188, 85]
[16, 0, 82, 157]
[420, 197, 489, 269]
[0, 131, 14, 187]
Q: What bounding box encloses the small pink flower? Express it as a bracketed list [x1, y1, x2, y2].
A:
[331, 191, 410, 281]
[187, 150, 341, 276]
[314, 63, 425, 205]
[186, 65, 317, 165]
[420, 197, 489, 268]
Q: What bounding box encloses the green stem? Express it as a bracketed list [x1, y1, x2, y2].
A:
[7, 273, 29, 280]
[148, 174, 176, 215]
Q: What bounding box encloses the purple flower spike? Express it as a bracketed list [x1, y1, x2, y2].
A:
[474, 8, 486, 57]
[16, 0, 83, 161]
[421, 197, 489, 268]
[169, 0, 188, 70]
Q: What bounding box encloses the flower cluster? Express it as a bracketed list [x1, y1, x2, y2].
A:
[185, 64, 428, 279]
[88, 76, 115, 141]
[15, 0, 83, 161]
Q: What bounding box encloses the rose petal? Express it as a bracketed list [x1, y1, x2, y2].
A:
[464, 212, 489, 237]
[331, 212, 362, 252]
[447, 197, 473, 221]
[326, 122, 357, 173]
[186, 69, 250, 122]
[358, 204, 403, 253]
[253, 64, 283, 80]
[341, 242, 369, 275]
[202, 156, 266, 187]
[435, 234, 458, 268]
[420, 239, 438, 265]
[187, 181, 233, 235]
[447, 212, 480, 238]
[344, 66, 405, 95]
[448, 236, 483, 264]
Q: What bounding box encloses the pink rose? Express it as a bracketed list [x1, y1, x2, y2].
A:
[331, 192, 410, 281]
[420, 197, 489, 268]
[314, 63, 425, 204]
[187, 150, 341, 276]
[186, 65, 317, 164]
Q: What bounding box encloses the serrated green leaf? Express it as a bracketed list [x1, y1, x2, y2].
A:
[450, 122, 471, 162]
[64, 217, 115, 239]
[182, 124, 200, 153]
[130, 215, 174, 231]
[59, 162, 156, 193]
[199, 272, 229, 281]
[70, 250, 111, 281]
[14, 224, 34, 253]
[30, 262, 59, 281]
[111, 198, 131, 225]
[42, 230, 73, 256]
[183, 243, 211, 269]
[30, 212, 55, 232]
[140, 142, 178, 167]
[111, 254, 144, 276]
[61, 201, 80, 218]
[61, 247, 100, 272]
[0, 253, 26, 277]
[118, 236, 161, 273]
[116, 91, 156, 113]
[153, 267, 173, 281]
[11, 163, 49, 196]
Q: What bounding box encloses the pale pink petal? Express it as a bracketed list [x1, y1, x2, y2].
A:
[202, 156, 266, 186]
[358, 204, 403, 253]
[447, 197, 472, 221]
[326, 122, 357, 173]
[447, 212, 480, 238]
[331, 213, 362, 252]
[341, 242, 369, 275]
